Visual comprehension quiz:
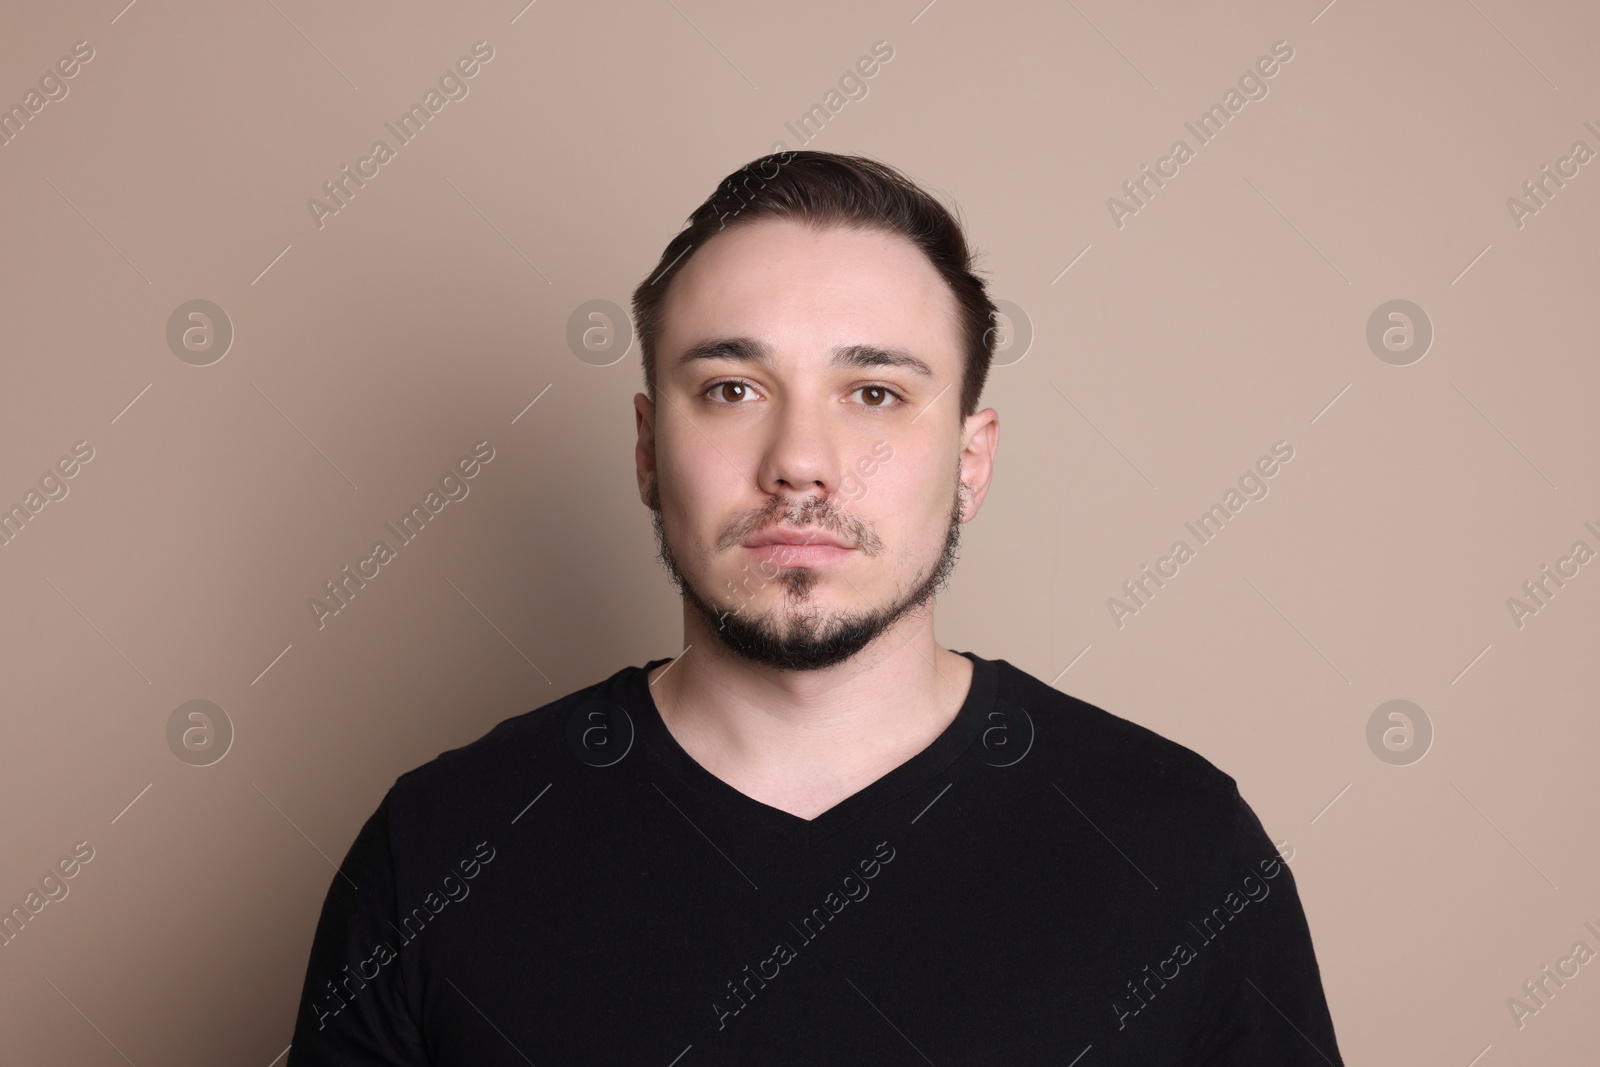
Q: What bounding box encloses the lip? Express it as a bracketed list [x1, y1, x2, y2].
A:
[741, 527, 854, 550]
[741, 542, 854, 565]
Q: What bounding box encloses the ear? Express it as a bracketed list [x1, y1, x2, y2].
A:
[634, 392, 659, 509]
[957, 407, 999, 522]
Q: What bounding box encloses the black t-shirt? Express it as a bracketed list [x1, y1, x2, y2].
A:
[286, 651, 1343, 1065]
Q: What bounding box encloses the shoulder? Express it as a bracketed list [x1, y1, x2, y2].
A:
[989, 656, 1241, 799]
[385, 660, 649, 818]
[984, 656, 1258, 855]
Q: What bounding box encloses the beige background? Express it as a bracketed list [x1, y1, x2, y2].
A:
[1, 0, 1596, 1062]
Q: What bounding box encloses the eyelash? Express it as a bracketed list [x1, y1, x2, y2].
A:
[701, 379, 908, 408]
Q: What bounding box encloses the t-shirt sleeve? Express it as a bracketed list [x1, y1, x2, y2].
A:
[285, 788, 429, 1066]
[1184, 788, 1345, 1066]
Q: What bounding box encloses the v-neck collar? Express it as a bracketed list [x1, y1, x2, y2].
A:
[627, 650, 999, 845]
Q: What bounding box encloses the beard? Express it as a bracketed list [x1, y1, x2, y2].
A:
[647, 465, 969, 672]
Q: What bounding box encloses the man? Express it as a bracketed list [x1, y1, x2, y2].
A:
[287, 151, 1344, 1064]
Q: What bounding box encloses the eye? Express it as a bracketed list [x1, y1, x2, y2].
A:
[853, 384, 906, 408]
[703, 379, 759, 404]
[699, 380, 908, 407]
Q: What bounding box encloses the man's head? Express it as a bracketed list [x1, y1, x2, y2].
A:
[632, 151, 1000, 672]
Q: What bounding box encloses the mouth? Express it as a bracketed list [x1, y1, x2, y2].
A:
[740, 526, 856, 564]
[741, 526, 853, 550]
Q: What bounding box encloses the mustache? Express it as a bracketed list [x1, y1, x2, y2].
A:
[717, 498, 883, 555]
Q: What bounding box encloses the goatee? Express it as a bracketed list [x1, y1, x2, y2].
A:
[647, 466, 968, 672]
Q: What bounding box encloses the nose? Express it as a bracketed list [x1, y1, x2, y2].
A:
[754, 398, 846, 515]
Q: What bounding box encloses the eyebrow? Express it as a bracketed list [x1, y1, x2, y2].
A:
[675, 337, 935, 379]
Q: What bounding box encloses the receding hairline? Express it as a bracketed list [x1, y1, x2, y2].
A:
[647, 216, 966, 377]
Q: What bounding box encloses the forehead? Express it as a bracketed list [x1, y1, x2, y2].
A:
[657, 218, 961, 370]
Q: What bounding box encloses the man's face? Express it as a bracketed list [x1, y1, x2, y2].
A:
[635, 218, 996, 672]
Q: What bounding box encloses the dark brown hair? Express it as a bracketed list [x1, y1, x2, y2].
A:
[630, 150, 998, 421]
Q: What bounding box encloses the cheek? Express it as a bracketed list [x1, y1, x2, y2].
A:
[659, 432, 738, 548]
[861, 454, 955, 546]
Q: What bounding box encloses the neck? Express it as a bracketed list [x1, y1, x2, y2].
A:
[647, 606, 973, 794]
